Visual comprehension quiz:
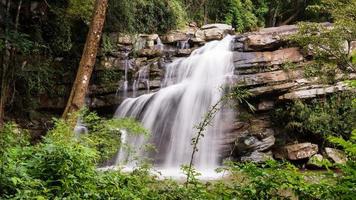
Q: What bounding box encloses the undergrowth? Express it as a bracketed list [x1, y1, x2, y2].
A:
[0, 109, 355, 199]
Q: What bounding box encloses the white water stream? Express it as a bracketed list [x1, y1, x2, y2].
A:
[111, 36, 235, 179]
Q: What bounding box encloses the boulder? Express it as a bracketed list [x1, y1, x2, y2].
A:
[137, 49, 163, 58]
[196, 24, 235, 41]
[139, 33, 159, 41]
[235, 131, 275, 154]
[307, 154, 331, 168]
[325, 147, 348, 164]
[241, 151, 273, 163]
[177, 49, 193, 57]
[118, 34, 133, 45]
[274, 143, 318, 160]
[204, 28, 225, 41]
[201, 23, 233, 30]
[161, 31, 188, 43]
[193, 30, 206, 43]
[257, 100, 275, 111]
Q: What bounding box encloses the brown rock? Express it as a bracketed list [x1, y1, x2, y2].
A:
[204, 28, 225, 40]
[257, 100, 275, 111]
[137, 49, 163, 58]
[161, 31, 188, 43]
[234, 48, 304, 68]
[243, 23, 332, 51]
[176, 49, 193, 57]
[193, 30, 206, 43]
[201, 23, 233, 30]
[274, 143, 318, 160]
[325, 147, 348, 164]
[249, 82, 297, 96]
[241, 151, 273, 163]
[234, 69, 304, 86]
[118, 34, 133, 45]
[279, 82, 352, 100]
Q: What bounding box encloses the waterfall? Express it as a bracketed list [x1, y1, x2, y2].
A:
[155, 37, 164, 50]
[177, 39, 190, 49]
[133, 64, 150, 96]
[113, 35, 235, 178]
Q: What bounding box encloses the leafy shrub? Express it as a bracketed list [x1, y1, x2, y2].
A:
[79, 108, 149, 163]
[273, 92, 356, 143]
[207, 0, 260, 32]
[67, 0, 95, 23]
[224, 160, 334, 199]
[105, 0, 186, 33]
[1, 111, 355, 199]
[327, 130, 356, 199]
[289, 0, 356, 82]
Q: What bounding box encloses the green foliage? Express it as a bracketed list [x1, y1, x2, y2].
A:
[224, 160, 331, 199]
[0, 123, 30, 155]
[290, 0, 356, 82]
[106, 0, 186, 34]
[208, 0, 260, 32]
[4, 31, 35, 54]
[1, 118, 355, 199]
[96, 69, 123, 84]
[101, 33, 114, 55]
[327, 129, 356, 199]
[329, 130, 356, 159]
[273, 92, 356, 142]
[80, 108, 149, 163]
[45, 14, 73, 54]
[67, 0, 95, 23]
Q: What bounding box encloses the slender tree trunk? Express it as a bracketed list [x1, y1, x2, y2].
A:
[0, 0, 11, 127]
[203, 0, 208, 24]
[62, 0, 108, 122]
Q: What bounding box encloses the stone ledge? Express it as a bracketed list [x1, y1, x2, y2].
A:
[234, 48, 304, 69]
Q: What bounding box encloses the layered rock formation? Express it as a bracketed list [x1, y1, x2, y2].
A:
[36, 23, 354, 163]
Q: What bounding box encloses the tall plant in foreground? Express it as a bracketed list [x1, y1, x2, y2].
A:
[185, 86, 254, 185]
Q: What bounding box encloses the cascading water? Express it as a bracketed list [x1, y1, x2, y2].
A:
[113, 35, 235, 179]
[155, 37, 164, 50]
[116, 51, 132, 97]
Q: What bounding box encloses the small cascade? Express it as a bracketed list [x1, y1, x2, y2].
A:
[113, 35, 235, 178]
[177, 39, 190, 49]
[74, 119, 88, 137]
[116, 51, 132, 97]
[155, 37, 164, 50]
[133, 64, 150, 96]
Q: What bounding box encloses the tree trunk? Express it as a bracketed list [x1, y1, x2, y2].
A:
[0, 0, 11, 127]
[62, 0, 108, 122]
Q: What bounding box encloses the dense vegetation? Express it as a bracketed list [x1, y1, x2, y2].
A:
[1, 114, 355, 199]
[274, 92, 356, 145]
[1, 0, 355, 199]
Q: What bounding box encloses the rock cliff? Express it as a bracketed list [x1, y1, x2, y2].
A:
[36, 23, 354, 162]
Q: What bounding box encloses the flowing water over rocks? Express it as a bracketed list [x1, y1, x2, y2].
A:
[111, 36, 236, 178]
